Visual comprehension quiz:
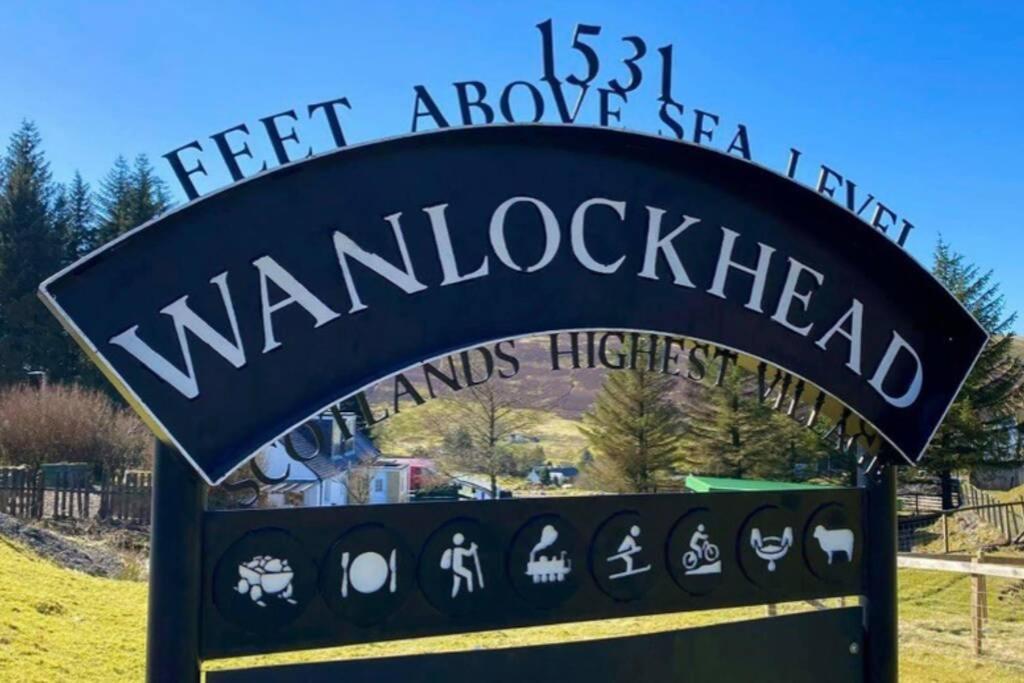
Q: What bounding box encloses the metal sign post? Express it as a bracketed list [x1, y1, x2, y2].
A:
[864, 461, 898, 683]
[147, 441, 204, 683]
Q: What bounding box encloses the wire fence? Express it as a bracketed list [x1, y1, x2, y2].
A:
[894, 476, 1024, 674]
[899, 555, 1024, 673]
[899, 502, 1024, 554]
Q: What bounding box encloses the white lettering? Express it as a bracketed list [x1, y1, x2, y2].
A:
[637, 208, 699, 286]
[570, 197, 626, 274]
[770, 257, 825, 336]
[707, 227, 775, 312]
[333, 212, 427, 313]
[489, 196, 560, 272]
[868, 331, 923, 408]
[254, 256, 340, 353]
[815, 299, 864, 375]
[422, 203, 489, 286]
[109, 272, 246, 399]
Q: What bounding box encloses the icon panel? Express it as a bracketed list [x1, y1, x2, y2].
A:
[212, 528, 317, 633]
[321, 524, 414, 625]
[508, 515, 581, 608]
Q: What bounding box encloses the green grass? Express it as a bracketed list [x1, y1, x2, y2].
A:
[374, 397, 588, 464]
[2, 539, 1023, 681]
[0, 537, 148, 681]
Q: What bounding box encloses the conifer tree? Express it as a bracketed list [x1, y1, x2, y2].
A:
[0, 122, 68, 382]
[677, 367, 785, 479]
[579, 340, 685, 492]
[677, 363, 839, 481]
[95, 155, 134, 246]
[925, 239, 1024, 505]
[128, 154, 170, 227]
[54, 171, 95, 262]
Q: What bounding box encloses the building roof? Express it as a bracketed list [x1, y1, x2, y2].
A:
[684, 475, 834, 493]
[286, 427, 347, 480]
[265, 481, 317, 494]
[380, 457, 435, 469]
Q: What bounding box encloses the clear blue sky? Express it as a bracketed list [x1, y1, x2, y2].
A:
[1, 1, 1021, 329]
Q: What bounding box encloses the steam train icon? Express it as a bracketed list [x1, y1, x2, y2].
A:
[525, 524, 572, 583]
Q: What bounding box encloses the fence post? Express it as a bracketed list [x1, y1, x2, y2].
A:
[864, 461, 898, 683]
[34, 470, 44, 519]
[146, 441, 204, 683]
[1002, 505, 1011, 545]
[942, 513, 950, 554]
[971, 571, 982, 655]
[971, 551, 986, 656]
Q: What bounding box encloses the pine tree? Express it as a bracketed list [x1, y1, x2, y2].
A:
[925, 238, 1024, 505]
[677, 367, 787, 479]
[96, 154, 170, 248]
[53, 171, 95, 262]
[677, 361, 843, 481]
[579, 342, 685, 492]
[95, 155, 134, 246]
[128, 154, 169, 227]
[0, 122, 69, 382]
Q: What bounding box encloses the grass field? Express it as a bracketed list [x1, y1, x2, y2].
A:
[2, 536, 1023, 681]
[374, 397, 588, 463]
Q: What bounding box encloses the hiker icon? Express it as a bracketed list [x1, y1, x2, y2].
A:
[440, 532, 485, 598]
[682, 524, 721, 575]
[606, 524, 651, 580]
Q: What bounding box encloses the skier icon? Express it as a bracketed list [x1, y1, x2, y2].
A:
[606, 525, 652, 580]
[682, 524, 721, 575]
[440, 532, 485, 598]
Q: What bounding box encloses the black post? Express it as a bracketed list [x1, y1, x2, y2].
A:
[147, 440, 205, 682]
[864, 460, 898, 683]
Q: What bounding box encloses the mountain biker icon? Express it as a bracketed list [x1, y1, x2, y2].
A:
[667, 510, 726, 595]
[682, 524, 721, 575]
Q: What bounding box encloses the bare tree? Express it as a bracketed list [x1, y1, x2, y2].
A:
[344, 465, 372, 505]
[435, 379, 541, 498]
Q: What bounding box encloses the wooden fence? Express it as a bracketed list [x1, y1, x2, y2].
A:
[0, 467, 43, 518]
[99, 470, 152, 524]
[961, 481, 1024, 544]
[0, 466, 151, 524]
[897, 492, 947, 515]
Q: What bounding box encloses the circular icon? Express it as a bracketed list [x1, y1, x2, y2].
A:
[321, 524, 414, 625]
[737, 505, 801, 587]
[666, 509, 725, 595]
[212, 528, 317, 633]
[418, 518, 500, 616]
[507, 515, 580, 608]
[803, 503, 860, 583]
[589, 511, 656, 601]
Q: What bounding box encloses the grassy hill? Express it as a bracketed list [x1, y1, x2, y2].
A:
[373, 397, 587, 464]
[2, 536, 1023, 681]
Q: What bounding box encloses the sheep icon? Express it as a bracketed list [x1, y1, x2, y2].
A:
[812, 525, 854, 564]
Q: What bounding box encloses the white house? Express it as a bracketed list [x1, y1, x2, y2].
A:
[260, 414, 410, 507]
[526, 465, 580, 487]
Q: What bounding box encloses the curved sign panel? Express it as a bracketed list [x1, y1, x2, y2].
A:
[39, 125, 986, 484]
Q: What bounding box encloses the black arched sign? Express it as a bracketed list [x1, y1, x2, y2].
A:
[39, 125, 986, 484]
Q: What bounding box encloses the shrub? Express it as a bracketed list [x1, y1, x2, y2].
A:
[0, 383, 151, 473]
